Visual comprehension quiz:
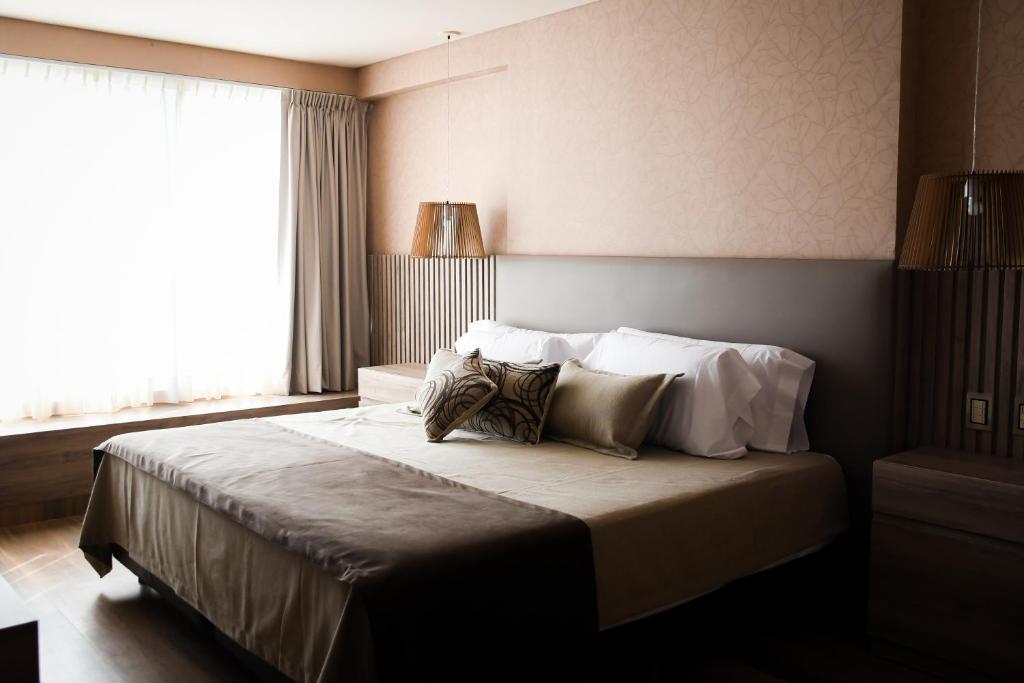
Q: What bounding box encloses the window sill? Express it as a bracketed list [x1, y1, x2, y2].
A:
[0, 392, 358, 439]
[0, 391, 358, 527]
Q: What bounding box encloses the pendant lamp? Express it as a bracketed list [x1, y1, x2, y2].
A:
[899, 0, 1024, 270]
[410, 31, 486, 258]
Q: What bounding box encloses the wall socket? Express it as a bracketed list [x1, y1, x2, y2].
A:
[965, 392, 993, 432]
[1015, 399, 1024, 436]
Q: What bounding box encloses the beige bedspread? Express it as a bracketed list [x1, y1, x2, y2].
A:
[81, 403, 847, 682]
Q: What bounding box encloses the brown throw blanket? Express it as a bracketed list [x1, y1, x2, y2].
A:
[85, 420, 597, 682]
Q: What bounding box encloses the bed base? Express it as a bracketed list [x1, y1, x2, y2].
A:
[110, 535, 845, 683]
[112, 546, 294, 683]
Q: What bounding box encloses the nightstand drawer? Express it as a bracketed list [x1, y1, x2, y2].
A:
[870, 448, 1024, 681]
[357, 364, 426, 405]
[873, 450, 1024, 544]
[871, 515, 1024, 681]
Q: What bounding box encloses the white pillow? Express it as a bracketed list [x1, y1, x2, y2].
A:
[617, 328, 814, 453]
[455, 326, 574, 364]
[583, 333, 762, 459]
[464, 320, 604, 361]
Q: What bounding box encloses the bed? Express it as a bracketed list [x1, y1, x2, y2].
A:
[79, 256, 894, 682]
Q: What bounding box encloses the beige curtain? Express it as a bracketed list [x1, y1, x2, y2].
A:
[279, 90, 370, 393]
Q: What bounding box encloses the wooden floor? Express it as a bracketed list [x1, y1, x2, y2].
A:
[0, 517, 941, 683]
[0, 516, 252, 682]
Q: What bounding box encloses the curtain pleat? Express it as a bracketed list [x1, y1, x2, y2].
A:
[279, 89, 371, 393]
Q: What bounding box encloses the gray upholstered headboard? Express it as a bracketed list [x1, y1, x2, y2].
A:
[495, 255, 894, 509]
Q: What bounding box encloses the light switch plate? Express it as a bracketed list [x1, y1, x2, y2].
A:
[965, 392, 993, 432]
[1014, 399, 1024, 436]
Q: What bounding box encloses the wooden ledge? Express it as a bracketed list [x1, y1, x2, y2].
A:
[0, 392, 358, 527]
[0, 392, 358, 438]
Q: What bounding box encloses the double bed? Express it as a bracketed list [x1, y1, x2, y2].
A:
[79, 256, 893, 682]
[81, 404, 847, 681]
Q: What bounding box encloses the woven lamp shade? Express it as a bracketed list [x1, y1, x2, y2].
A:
[899, 170, 1024, 270]
[410, 202, 486, 258]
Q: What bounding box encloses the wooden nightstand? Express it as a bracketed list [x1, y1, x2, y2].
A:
[869, 448, 1024, 681]
[357, 363, 426, 407]
[0, 575, 38, 682]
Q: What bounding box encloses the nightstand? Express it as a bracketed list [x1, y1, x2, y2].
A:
[357, 363, 426, 407]
[869, 448, 1024, 681]
[0, 575, 38, 682]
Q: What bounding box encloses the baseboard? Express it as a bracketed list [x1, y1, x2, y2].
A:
[0, 495, 90, 527]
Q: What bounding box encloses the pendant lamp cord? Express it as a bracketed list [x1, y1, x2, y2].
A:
[446, 33, 451, 203]
[971, 0, 983, 172]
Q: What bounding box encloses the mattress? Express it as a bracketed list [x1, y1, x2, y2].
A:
[80, 403, 847, 682]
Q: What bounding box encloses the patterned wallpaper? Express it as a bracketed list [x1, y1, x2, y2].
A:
[360, 0, 903, 259]
[898, 0, 1024, 242]
[976, 0, 1024, 169]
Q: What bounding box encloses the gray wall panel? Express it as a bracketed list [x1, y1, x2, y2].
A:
[496, 255, 895, 518]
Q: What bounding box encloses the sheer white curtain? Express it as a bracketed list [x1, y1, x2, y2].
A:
[0, 56, 288, 421]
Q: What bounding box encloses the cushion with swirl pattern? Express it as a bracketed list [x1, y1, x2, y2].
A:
[463, 357, 561, 444]
[416, 348, 498, 442]
[408, 350, 543, 416]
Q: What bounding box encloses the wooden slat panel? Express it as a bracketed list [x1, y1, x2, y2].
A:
[919, 272, 939, 445]
[367, 255, 496, 365]
[978, 270, 1003, 454]
[932, 272, 954, 448]
[897, 268, 1024, 461]
[966, 271, 985, 453]
[996, 272, 1015, 458]
[1011, 272, 1019, 458]
[949, 270, 970, 451]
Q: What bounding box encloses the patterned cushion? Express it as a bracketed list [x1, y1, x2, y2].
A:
[416, 349, 498, 442]
[463, 358, 561, 444]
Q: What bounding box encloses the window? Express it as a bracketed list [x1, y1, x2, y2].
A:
[0, 56, 286, 421]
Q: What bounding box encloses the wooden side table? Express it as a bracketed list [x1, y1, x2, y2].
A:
[357, 363, 427, 406]
[0, 575, 38, 682]
[869, 447, 1024, 681]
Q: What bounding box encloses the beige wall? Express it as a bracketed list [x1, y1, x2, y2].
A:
[892, 0, 1024, 456]
[0, 17, 356, 94]
[360, 0, 903, 259]
[900, 0, 1024, 262]
[897, 0, 1024, 245]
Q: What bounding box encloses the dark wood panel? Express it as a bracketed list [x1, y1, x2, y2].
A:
[933, 272, 954, 447]
[997, 273, 1017, 457]
[0, 496, 90, 528]
[0, 575, 38, 683]
[0, 393, 357, 526]
[873, 449, 1024, 545]
[896, 270, 1024, 458]
[870, 514, 1024, 682]
[1016, 274, 1024, 460]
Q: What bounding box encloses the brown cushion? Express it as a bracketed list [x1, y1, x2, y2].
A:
[544, 359, 674, 459]
[416, 349, 497, 442]
[463, 358, 561, 444]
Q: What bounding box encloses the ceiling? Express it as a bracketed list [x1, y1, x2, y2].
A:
[0, 0, 596, 68]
